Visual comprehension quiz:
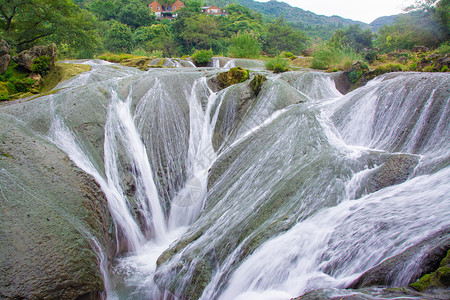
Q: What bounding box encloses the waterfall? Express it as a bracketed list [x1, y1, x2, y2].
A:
[33, 63, 449, 299]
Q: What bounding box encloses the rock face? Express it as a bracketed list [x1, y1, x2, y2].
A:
[12, 44, 57, 71]
[349, 228, 450, 289]
[0, 113, 114, 299]
[0, 39, 11, 74]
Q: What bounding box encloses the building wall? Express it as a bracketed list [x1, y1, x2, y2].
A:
[172, 0, 185, 11]
[149, 1, 162, 12]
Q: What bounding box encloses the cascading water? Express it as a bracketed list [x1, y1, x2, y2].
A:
[8, 59, 447, 300]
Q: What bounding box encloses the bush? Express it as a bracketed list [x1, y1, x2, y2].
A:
[228, 31, 261, 58]
[192, 49, 213, 66]
[441, 65, 449, 72]
[266, 56, 290, 73]
[30, 56, 51, 76]
[280, 52, 296, 60]
[311, 44, 361, 70]
[7, 77, 35, 93]
[0, 92, 8, 101]
[0, 68, 13, 82]
[439, 42, 450, 55]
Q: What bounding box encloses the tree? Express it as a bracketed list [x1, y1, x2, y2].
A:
[0, 0, 98, 52]
[177, 14, 223, 52]
[262, 17, 308, 55]
[330, 25, 373, 51]
[118, 0, 156, 29]
[104, 21, 134, 53]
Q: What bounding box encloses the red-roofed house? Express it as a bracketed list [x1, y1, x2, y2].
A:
[149, 0, 185, 18]
[201, 6, 227, 15]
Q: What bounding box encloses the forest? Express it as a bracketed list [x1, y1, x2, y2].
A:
[0, 0, 449, 100]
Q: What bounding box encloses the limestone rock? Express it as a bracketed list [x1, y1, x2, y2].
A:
[12, 44, 57, 71]
[349, 228, 450, 289]
[0, 113, 114, 299]
[0, 39, 11, 74]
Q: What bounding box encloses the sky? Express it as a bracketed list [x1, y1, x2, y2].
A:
[256, 0, 418, 23]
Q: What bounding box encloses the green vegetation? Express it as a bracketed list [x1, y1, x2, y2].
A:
[192, 49, 213, 66]
[265, 56, 290, 73]
[216, 67, 250, 89]
[228, 31, 261, 58]
[311, 44, 362, 70]
[31, 56, 51, 76]
[0, 0, 449, 101]
[410, 250, 450, 292]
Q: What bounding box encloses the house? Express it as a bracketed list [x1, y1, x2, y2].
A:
[201, 6, 227, 15]
[149, 0, 185, 18]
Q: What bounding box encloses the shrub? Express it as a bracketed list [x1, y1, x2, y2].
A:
[311, 44, 361, 70]
[228, 31, 261, 59]
[192, 49, 213, 66]
[30, 56, 51, 76]
[216, 67, 249, 89]
[266, 56, 290, 73]
[280, 51, 296, 60]
[7, 77, 35, 93]
[441, 65, 449, 72]
[0, 92, 8, 101]
[439, 42, 450, 55]
[0, 68, 13, 82]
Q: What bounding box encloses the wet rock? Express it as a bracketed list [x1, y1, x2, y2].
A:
[349, 228, 450, 289]
[410, 249, 450, 292]
[0, 39, 10, 74]
[366, 154, 419, 193]
[12, 44, 57, 71]
[249, 74, 267, 95]
[0, 114, 114, 299]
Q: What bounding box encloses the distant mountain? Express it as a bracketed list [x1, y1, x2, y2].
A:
[370, 15, 400, 32]
[206, 0, 367, 27]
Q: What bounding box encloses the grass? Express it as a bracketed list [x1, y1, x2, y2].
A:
[265, 56, 290, 73]
[311, 44, 361, 71]
[40, 63, 91, 93]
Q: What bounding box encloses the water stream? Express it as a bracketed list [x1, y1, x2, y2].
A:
[38, 62, 449, 299]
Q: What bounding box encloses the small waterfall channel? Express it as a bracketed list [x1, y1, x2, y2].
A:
[4, 60, 447, 299]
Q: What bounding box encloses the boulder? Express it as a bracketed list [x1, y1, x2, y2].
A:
[0, 39, 11, 74]
[0, 113, 114, 299]
[12, 43, 57, 71]
[301, 48, 313, 57]
[349, 228, 450, 289]
[412, 45, 429, 53]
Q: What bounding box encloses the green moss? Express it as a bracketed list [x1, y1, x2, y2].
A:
[40, 63, 91, 93]
[250, 74, 267, 95]
[216, 67, 250, 90]
[410, 250, 450, 292]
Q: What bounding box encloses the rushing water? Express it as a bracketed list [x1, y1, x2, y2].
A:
[20, 61, 449, 299]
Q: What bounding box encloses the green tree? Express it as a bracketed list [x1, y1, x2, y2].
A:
[104, 21, 134, 53]
[118, 0, 156, 29]
[329, 25, 373, 51]
[0, 0, 98, 52]
[228, 31, 261, 58]
[178, 14, 223, 52]
[262, 17, 308, 55]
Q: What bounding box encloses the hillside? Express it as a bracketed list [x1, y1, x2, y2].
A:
[206, 0, 367, 27]
[370, 15, 400, 32]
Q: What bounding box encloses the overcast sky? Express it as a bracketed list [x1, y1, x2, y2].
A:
[256, 0, 417, 23]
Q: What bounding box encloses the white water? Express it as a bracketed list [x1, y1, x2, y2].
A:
[44, 64, 449, 299]
[219, 166, 450, 300]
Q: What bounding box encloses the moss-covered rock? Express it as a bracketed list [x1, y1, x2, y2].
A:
[249, 74, 267, 95]
[0, 113, 114, 299]
[410, 250, 450, 292]
[216, 67, 249, 90]
[350, 228, 450, 289]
